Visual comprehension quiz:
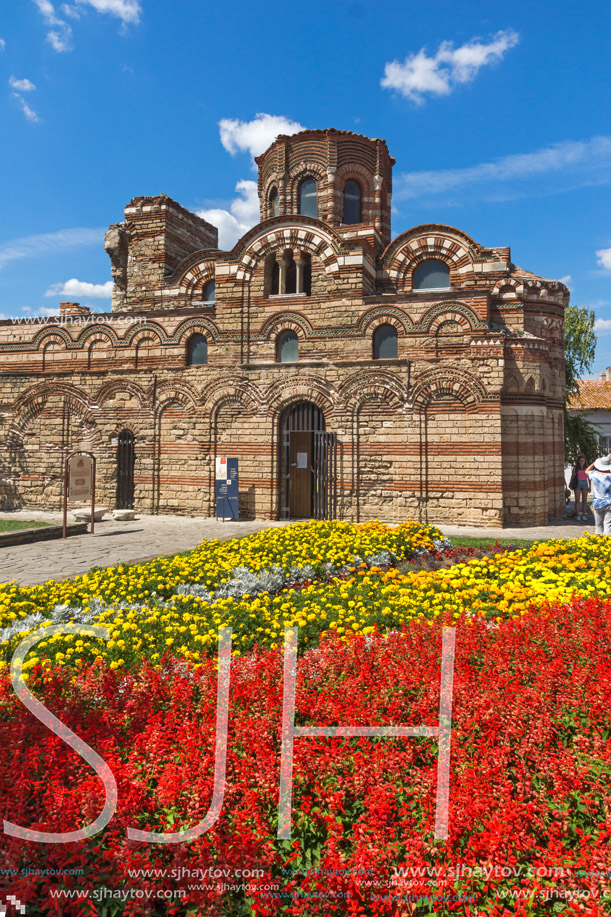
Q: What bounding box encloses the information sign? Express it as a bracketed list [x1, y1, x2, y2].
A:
[62, 450, 96, 538]
[215, 456, 239, 520]
[68, 454, 93, 501]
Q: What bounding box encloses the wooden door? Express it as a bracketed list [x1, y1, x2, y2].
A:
[289, 430, 312, 517]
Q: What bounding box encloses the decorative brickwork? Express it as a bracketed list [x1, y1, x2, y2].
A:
[0, 129, 568, 526]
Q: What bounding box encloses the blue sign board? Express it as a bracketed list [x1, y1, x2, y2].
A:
[215, 456, 239, 520]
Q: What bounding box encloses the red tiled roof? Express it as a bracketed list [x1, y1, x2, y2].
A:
[569, 380, 611, 410]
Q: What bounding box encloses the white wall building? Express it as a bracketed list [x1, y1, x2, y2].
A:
[568, 366, 611, 456]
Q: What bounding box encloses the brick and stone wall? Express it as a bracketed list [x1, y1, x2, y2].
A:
[0, 129, 568, 526]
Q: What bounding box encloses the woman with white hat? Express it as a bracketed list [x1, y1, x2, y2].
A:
[586, 455, 611, 535]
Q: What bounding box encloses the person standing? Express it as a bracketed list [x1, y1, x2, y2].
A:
[570, 455, 590, 521]
[586, 455, 611, 536]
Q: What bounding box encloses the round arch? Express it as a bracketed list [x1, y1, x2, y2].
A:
[277, 400, 335, 521]
[357, 306, 413, 336]
[235, 221, 342, 284]
[411, 368, 487, 413]
[259, 311, 314, 341]
[419, 302, 485, 334]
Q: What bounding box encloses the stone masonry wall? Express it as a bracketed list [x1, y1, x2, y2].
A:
[0, 128, 569, 526]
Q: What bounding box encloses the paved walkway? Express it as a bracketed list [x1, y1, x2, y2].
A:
[0, 511, 287, 585]
[439, 517, 596, 541]
[0, 510, 599, 586]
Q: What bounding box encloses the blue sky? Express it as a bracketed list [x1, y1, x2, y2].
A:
[1, 0, 610, 376]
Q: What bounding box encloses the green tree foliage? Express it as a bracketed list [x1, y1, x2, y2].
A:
[563, 305, 600, 463]
[565, 413, 601, 466]
[564, 305, 597, 399]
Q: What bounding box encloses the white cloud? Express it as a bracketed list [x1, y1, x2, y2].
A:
[61, 3, 81, 16]
[47, 27, 72, 51]
[13, 95, 41, 123]
[74, 0, 141, 24]
[22, 305, 61, 317]
[9, 76, 40, 123]
[559, 275, 572, 286]
[45, 278, 113, 298]
[0, 227, 105, 271]
[33, 0, 140, 51]
[9, 77, 36, 92]
[197, 180, 260, 250]
[0, 39, 6, 51]
[594, 318, 611, 332]
[33, 0, 73, 51]
[33, 0, 59, 20]
[596, 248, 611, 271]
[219, 113, 305, 159]
[381, 29, 519, 104]
[396, 135, 611, 201]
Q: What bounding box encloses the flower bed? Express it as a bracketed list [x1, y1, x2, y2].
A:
[0, 519, 440, 635]
[2, 596, 611, 916]
[2, 532, 611, 672]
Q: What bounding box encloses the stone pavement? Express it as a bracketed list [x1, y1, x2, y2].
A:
[439, 517, 596, 541]
[0, 511, 288, 585]
[0, 510, 599, 586]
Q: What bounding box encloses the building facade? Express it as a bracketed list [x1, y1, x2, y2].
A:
[0, 129, 568, 526]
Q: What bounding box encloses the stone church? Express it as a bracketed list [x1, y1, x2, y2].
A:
[0, 129, 568, 526]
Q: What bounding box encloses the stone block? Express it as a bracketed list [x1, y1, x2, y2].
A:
[113, 509, 136, 521]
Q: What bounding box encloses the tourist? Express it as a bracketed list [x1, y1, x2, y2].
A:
[586, 455, 611, 536]
[570, 455, 590, 521]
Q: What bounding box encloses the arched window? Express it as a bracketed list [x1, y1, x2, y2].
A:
[203, 281, 215, 304]
[186, 333, 208, 366]
[343, 179, 362, 224]
[413, 259, 450, 291]
[277, 329, 298, 363]
[270, 259, 280, 295]
[269, 252, 311, 296]
[269, 187, 279, 218]
[373, 324, 398, 360]
[299, 179, 317, 218]
[286, 259, 297, 295]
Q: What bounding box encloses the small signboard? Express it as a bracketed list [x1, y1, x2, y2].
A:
[215, 456, 238, 521]
[63, 450, 96, 538]
[68, 454, 93, 501]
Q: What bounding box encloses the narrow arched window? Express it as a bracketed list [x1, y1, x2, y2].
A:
[413, 259, 450, 291]
[186, 333, 208, 366]
[303, 255, 312, 296]
[271, 259, 280, 295]
[277, 329, 298, 363]
[343, 179, 362, 224]
[285, 258, 297, 295]
[373, 324, 398, 360]
[269, 187, 279, 217]
[203, 281, 215, 303]
[299, 179, 317, 218]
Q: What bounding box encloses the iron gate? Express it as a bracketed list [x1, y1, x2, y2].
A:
[280, 402, 337, 520]
[116, 429, 135, 509]
[313, 431, 338, 520]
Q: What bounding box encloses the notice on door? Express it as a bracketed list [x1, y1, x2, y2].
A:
[68, 454, 93, 501]
[296, 452, 308, 469]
